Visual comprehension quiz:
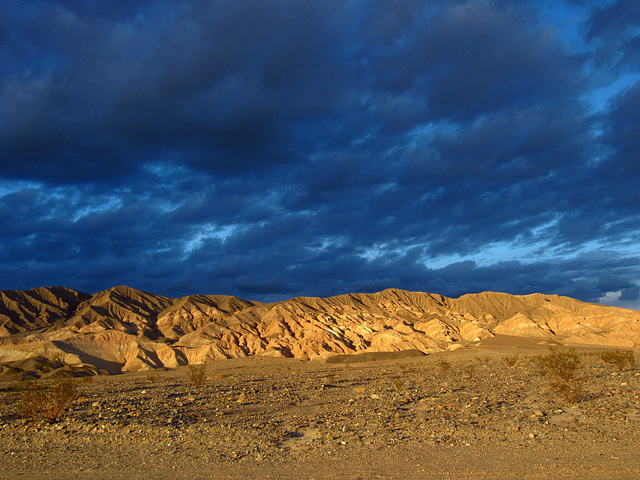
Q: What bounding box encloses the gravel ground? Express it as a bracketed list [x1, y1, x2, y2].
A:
[1, 340, 639, 479]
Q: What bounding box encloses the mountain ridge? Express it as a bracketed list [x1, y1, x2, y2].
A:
[1, 285, 638, 378]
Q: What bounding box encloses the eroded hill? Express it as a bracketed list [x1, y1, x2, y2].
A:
[1, 286, 639, 377]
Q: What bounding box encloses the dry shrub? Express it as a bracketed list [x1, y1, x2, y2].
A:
[188, 363, 207, 387]
[600, 350, 635, 371]
[477, 356, 491, 365]
[535, 348, 582, 404]
[503, 355, 519, 367]
[463, 362, 476, 378]
[392, 378, 405, 390]
[536, 348, 581, 382]
[551, 381, 583, 404]
[16, 378, 77, 423]
[436, 359, 451, 372]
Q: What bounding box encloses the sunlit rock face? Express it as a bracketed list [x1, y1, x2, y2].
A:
[1, 286, 639, 377]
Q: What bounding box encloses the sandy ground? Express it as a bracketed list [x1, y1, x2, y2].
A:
[1, 336, 639, 479]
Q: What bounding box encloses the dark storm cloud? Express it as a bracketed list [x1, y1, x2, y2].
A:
[545, 79, 640, 253]
[0, 0, 358, 181]
[0, 0, 585, 182]
[370, 2, 584, 121]
[601, 81, 640, 178]
[1, 0, 639, 309]
[586, 0, 640, 69]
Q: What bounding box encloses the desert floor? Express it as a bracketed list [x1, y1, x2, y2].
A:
[1, 335, 639, 479]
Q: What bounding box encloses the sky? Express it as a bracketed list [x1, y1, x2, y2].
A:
[1, 0, 639, 309]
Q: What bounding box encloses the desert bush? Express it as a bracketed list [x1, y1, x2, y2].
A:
[188, 363, 207, 387]
[398, 363, 416, 374]
[536, 348, 581, 382]
[535, 348, 582, 404]
[550, 380, 583, 404]
[600, 350, 635, 371]
[463, 363, 476, 378]
[503, 355, 519, 367]
[392, 378, 405, 390]
[436, 359, 451, 372]
[16, 378, 77, 423]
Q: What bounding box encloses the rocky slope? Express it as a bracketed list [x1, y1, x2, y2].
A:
[0, 286, 639, 377]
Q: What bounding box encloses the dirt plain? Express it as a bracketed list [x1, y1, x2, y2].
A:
[1, 335, 639, 480]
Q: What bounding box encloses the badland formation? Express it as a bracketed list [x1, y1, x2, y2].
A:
[1, 285, 639, 378]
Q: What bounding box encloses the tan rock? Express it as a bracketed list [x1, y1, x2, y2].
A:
[2, 285, 640, 377]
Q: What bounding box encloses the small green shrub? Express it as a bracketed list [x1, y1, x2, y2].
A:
[535, 348, 582, 404]
[16, 378, 77, 423]
[536, 348, 581, 382]
[600, 350, 635, 371]
[188, 363, 207, 387]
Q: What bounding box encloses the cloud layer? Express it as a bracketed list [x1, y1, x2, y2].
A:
[1, 0, 639, 308]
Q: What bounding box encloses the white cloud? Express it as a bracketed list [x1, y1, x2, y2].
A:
[598, 291, 640, 311]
